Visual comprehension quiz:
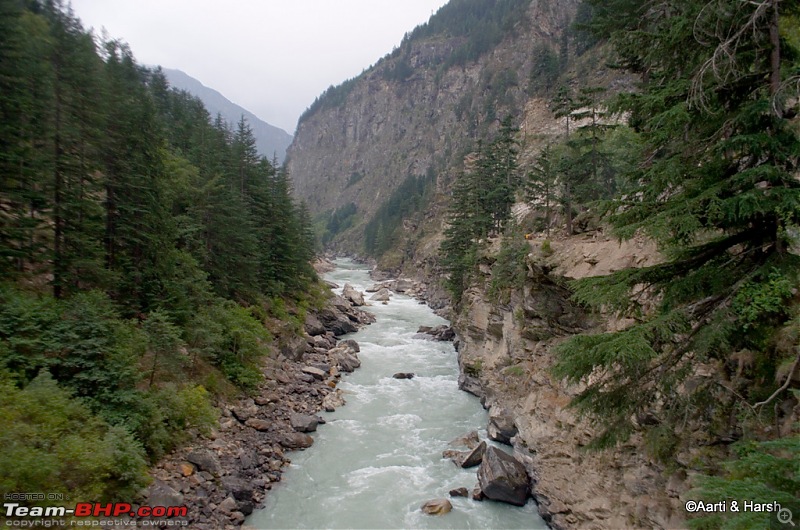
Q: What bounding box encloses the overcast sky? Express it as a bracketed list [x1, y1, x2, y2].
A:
[69, 0, 450, 134]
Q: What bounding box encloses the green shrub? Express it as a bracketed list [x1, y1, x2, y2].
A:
[197, 300, 272, 391]
[504, 365, 525, 377]
[0, 371, 149, 502]
[465, 359, 483, 377]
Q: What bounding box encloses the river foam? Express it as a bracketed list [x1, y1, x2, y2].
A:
[247, 259, 547, 529]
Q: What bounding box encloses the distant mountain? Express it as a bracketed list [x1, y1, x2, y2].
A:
[162, 68, 292, 163]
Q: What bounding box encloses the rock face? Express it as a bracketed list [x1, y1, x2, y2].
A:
[450, 233, 687, 529]
[288, 1, 583, 256]
[477, 447, 530, 507]
[420, 499, 452, 516]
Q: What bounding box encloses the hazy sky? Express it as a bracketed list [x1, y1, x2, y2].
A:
[69, 0, 450, 134]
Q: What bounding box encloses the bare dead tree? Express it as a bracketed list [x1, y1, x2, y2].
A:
[689, 0, 788, 114]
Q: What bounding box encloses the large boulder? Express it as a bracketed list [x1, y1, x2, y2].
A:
[339, 339, 360, 352]
[304, 314, 326, 336]
[290, 413, 319, 433]
[370, 288, 392, 302]
[443, 440, 486, 468]
[279, 334, 308, 361]
[322, 388, 346, 412]
[487, 406, 518, 445]
[329, 344, 361, 373]
[477, 447, 530, 506]
[342, 284, 366, 306]
[322, 389, 346, 412]
[461, 441, 487, 468]
[317, 307, 358, 336]
[392, 279, 414, 293]
[301, 366, 327, 381]
[278, 432, 314, 450]
[221, 476, 253, 502]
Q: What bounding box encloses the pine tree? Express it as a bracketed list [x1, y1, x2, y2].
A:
[526, 145, 558, 236]
[553, 0, 800, 447]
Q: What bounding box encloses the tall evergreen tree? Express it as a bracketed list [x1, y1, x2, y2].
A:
[553, 0, 800, 446]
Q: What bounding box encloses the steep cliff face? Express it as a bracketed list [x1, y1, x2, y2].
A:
[454, 233, 686, 529]
[287, 0, 580, 250]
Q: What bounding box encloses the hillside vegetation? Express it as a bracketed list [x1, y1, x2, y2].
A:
[0, 0, 318, 503]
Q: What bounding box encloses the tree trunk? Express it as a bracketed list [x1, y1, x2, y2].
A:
[53, 71, 63, 299]
[769, 0, 781, 107]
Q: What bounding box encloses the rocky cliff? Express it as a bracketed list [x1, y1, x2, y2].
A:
[452, 232, 687, 529]
[287, 0, 581, 251]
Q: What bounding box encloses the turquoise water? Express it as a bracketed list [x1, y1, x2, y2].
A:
[247, 260, 546, 529]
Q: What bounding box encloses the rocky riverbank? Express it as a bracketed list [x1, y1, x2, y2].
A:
[143, 287, 374, 529]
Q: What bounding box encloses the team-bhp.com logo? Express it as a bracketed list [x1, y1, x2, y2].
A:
[3, 501, 188, 527]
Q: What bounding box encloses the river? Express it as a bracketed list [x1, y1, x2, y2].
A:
[247, 259, 547, 529]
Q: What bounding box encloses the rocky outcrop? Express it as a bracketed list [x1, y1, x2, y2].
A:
[450, 234, 687, 529]
[288, 1, 583, 257]
[316, 294, 375, 336]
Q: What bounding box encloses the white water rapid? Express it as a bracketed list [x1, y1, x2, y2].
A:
[247, 259, 547, 529]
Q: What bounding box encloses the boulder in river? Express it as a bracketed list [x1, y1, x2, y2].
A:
[339, 339, 360, 352]
[370, 288, 392, 302]
[392, 372, 415, 379]
[421, 499, 452, 516]
[449, 430, 480, 450]
[342, 283, 366, 306]
[329, 343, 361, 373]
[321, 389, 346, 412]
[477, 447, 530, 506]
[461, 440, 487, 468]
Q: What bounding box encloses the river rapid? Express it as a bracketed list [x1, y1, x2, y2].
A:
[248, 259, 547, 529]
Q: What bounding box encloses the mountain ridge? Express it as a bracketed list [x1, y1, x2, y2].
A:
[162, 68, 293, 162]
